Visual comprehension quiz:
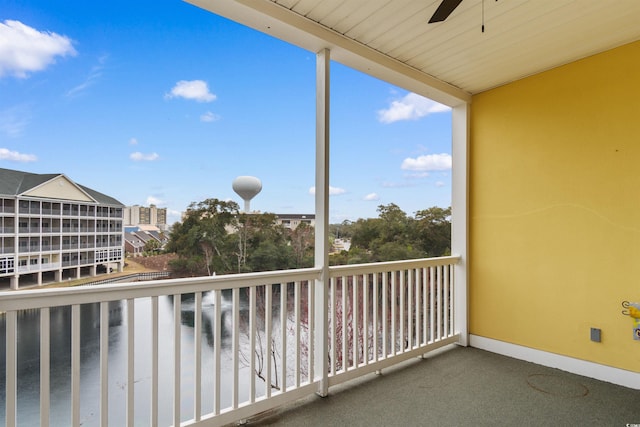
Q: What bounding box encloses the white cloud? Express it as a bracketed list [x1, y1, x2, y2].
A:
[165, 80, 216, 102]
[0, 148, 37, 162]
[130, 151, 159, 161]
[129, 137, 138, 145]
[66, 54, 108, 98]
[200, 111, 220, 122]
[401, 153, 452, 171]
[377, 92, 449, 124]
[435, 181, 446, 187]
[146, 195, 164, 205]
[308, 186, 347, 196]
[405, 172, 430, 179]
[363, 193, 380, 201]
[0, 20, 76, 78]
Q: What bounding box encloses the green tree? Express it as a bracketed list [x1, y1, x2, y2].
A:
[288, 221, 314, 268]
[350, 217, 381, 252]
[236, 213, 293, 272]
[167, 198, 239, 276]
[329, 219, 354, 240]
[143, 239, 161, 255]
[335, 204, 451, 264]
[412, 206, 451, 257]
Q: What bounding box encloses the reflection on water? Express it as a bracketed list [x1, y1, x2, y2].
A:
[0, 290, 284, 427]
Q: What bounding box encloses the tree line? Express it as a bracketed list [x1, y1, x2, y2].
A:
[165, 198, 450, 276]
[329, 204, 451, 265]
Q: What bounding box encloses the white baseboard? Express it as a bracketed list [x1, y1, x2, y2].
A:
[469, 335, 640, 390]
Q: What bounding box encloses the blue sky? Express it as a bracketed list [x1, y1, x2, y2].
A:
[0, 0, 452, 225]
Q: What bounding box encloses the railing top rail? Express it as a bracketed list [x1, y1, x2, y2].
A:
[0, 256, 460, 311]
[0, 267, 322, 311]
[329, 255, 460, 276]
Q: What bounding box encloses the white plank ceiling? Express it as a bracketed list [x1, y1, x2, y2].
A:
[189, 0, 640, 98]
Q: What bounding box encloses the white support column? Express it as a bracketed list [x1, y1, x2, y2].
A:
[314, 47, 330, 397]
[452, 102, 469, 347]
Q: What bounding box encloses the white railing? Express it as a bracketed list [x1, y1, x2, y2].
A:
[327, 256, 460, 387]
[1, 256, 461, 427]
[16, 262, 62, 273]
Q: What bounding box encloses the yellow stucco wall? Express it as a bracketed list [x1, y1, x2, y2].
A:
[470, 40, 640, 372]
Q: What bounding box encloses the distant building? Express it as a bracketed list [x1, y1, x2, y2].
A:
[274, 214, 315, 230]
[124, 204, 168, 231]
[124, 228, 168, 257]
[124, 232, 146, 257]
[0, 167, 125, 289]
[180, 209, 315, 231]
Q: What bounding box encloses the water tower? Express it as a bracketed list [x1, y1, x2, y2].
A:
[232, 176, 262, 213]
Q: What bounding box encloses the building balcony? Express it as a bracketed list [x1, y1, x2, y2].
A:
[1, 256, 470, 426]
[2, 254, 639, 427]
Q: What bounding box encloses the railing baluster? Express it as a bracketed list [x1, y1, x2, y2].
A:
[249, 286, 256, 402]
[213, 290, 221, 414]
[280, 284, 287, 392]
[382, 272, 388, 359]
[100, 302, 109, 427]
[373, 273, 378, 363]
[330, 277, 336, 374]
[429, 266, 435, 343]
[437, 266, 442, 341]
[173, 294, 181, 426]
[415, 268, 420, 347]
[151, 296, 159, 427]
[126, 299, 134, 427]
[341, 276, 347, 370]
[408, 269, 413, 350]
[450, 264, 455, 335]
[363, 274, 369, 364]
[422, 268, 428, 346]
[294, 281, 301, 387]
[232, 288, 240, 407]
[307, 280, 314, 382]
[6, 310, 17, 427]
[71, 304, 80, 427]
[444, 265, 450, 337]
[194, 292, 202, 420]
[391, 272, 396, 356]
[40, 307, 50, 427]
[265, 285, 272, 398]
[352, 274, 358, 367]
[400, 270, 405, 353]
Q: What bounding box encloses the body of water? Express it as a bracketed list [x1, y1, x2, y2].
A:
[0, 291, 282, 426]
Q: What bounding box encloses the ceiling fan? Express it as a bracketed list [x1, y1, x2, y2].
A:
[428, 0, 463, 23]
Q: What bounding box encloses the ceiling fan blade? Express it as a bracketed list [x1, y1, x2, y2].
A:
[428, 0, 463, 23]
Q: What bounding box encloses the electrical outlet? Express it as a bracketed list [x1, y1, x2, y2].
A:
[590, 327, 601, 343]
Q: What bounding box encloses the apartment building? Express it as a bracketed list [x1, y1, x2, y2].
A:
[124, 204, 168, 230]
[274, 213, 315, 230]
[0, 168, 124, 289]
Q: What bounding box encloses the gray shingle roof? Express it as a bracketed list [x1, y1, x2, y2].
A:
[0, 167, 123, 206]
[77, 184, 124, 206]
